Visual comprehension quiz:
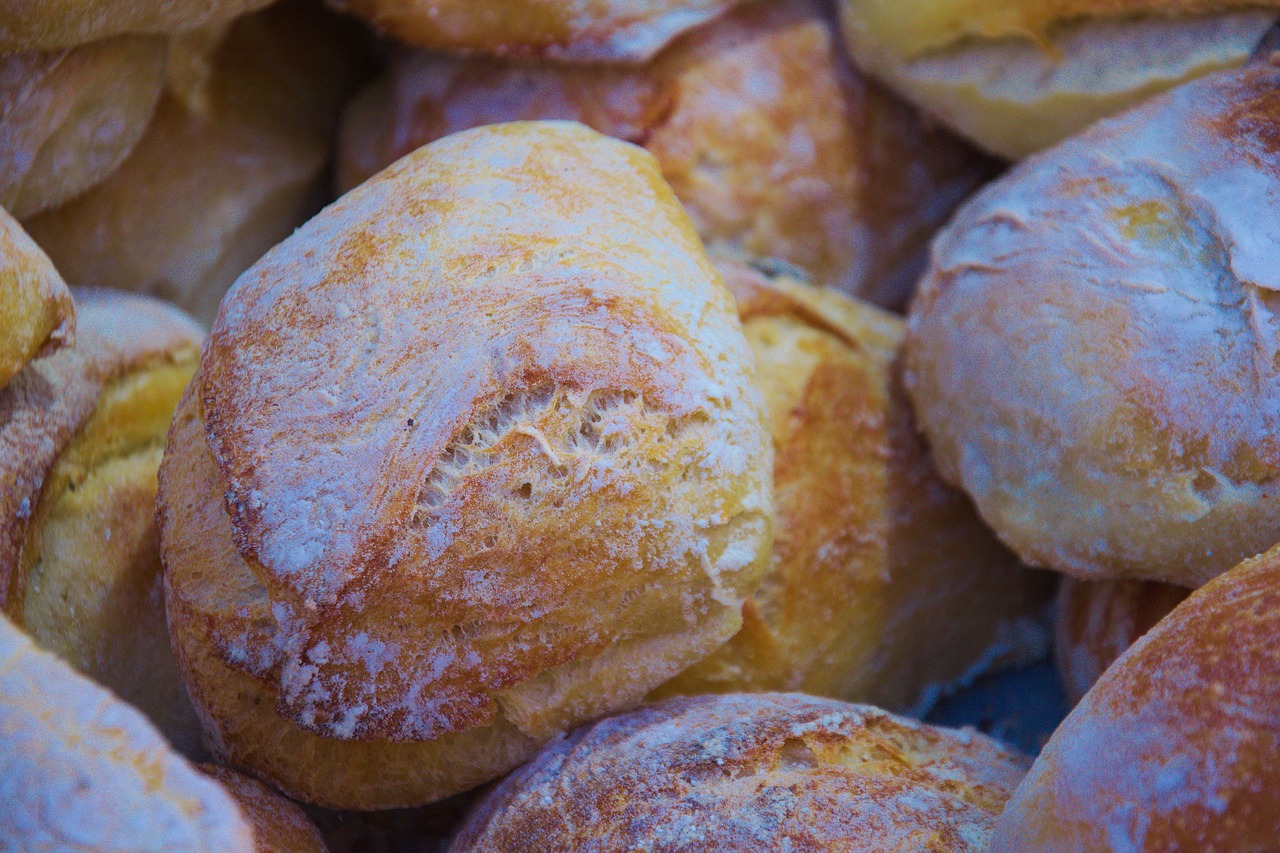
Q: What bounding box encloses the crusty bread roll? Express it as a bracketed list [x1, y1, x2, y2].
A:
[0, 206, 71, 391]
[905, 61, 1280, 587]
[839, 0, 1280, 159]
[201, 765, 329, 853]
[0, 35, 166, 220]
[340, 0, 746, 63]
[1054, 576, 1189, 705]
[24, 1, 370, 326]
[0, 288, 205, 756]
[451, 692, 1030, 851]
[992, 543, 1280, 851]
[0, 0, 272, 52]
[336, 0, 995, 307]
[158, 121, 774, 808]
[654, 258, 1052, 711]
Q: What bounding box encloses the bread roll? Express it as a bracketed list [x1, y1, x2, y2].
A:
[1054, 576, 1189, 704]
[451, 692, 1030, 851]
[839, 0, 1280, 159]
[25, 1, 370, 326]
[0, 206, 71, 391]
[336, 0, 995, 307]
[992, 544, 1280, 851]
[202, 765, 329, 853]
[0, 288, 205, 756]
[654, 258, 1052, 710]
[905, 61, 1280, 587]
[158, 121, 773, 808]
[341, 0, 746, 63]
[0, 0, 272, 52]
[0, 35, 166, 219]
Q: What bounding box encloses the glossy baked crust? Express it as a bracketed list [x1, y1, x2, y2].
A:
[905, 61, 1280, 586]
[0, 0, 272, 51]
[993, 543, 1280, 851]
[451, 693, 1030, 852]
[0, 206, 71, 391]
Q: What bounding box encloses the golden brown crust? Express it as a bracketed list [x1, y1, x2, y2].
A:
[0, 0, 273, 51]
[336, 0, 995, 307]
[0, 206, 71, 390]
[201, 765, 329, 853]
[451, 693, 1030, 852]
[993, 544, 1280, 851]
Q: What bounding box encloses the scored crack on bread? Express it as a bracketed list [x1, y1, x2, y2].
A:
[0, 206, 72, 392]
[993, 544, 1280, 851]
[159, 120, 774, 808]
[0, 614, 255, 851]
[839, 0, 1280, 158]
[0, 0, 273, 52]
[24, 0, 372, 326]
[337, 0, 996, 308]
[450, 692, 1031, 852]
[0, 34, 166, 220]
[904, 61, 1280, 586]
[0, 287, 205, 756]
[340, 0, 749, 63]
[201, 764, 329, 853]
[654, 257, 1053, 712]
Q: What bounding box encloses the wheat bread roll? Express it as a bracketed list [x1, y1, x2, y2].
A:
[904, 61, 1280, 587]
[25, 1, 371, 326]
[0, 0, 272, 52]
[992, 543, 1280, 851]
[451, 692, 1030, 852]
[336, 0, 995, 308]
[838, 0, 1280, 159]
[158, 120, 773, 808]
[201, 765, 330, 853]
[0, 206, 72, 392]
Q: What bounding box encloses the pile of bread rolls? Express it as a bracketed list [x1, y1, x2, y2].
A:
[1, 0, 1277, 849]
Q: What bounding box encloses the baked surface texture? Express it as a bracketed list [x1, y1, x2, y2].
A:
[905, 61, 1280, 586]
[993, 543, 1280, 851]
[451, 692, 1030, 852]
[0, 0, 273, 51]
[202, 764, 329, 853]
[0, 206, 71, 392]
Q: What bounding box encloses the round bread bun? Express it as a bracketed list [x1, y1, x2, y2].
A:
[0, 288, 205, 756]
[201, 765, 329, 853]
[839, 0, 1280, 159]
[451, 692, 1030, 851]
[0, 0, 272, 52]
[24, 1, 371, 326]
[1054, 576, 1189, 705]
[0, 614, 256, 850]
[158, 121, 774, 808]
[340, 0, 746, 63]
[336, 0, 995, 308]
[992, 543, 1280, 851]
[0, 206, 71, 392]
[654, 257, 1052, 711]
[0, 35, 166, 220]
[904, 60, 1280, 587]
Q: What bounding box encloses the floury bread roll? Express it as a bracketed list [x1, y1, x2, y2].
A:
[839, 0, 1280, 159]
[451, 693, 1031, 851]
[993, 544, 1280, 851]
[341, 0, 747, 63]
[201, 765, 329, 853]
[337, 0, 995, 307]
[1054, 577, 1189, 705]
[905, 61, 1280, 587]
[0, 288, 205, 756]
[159, 121, 774, 808]
[0, 207, 72, 391]
[25, 1, 371, 326]
[0, 35, 166, 219]
[0, 0, 271, 51]
[656, 258, 1052, 711]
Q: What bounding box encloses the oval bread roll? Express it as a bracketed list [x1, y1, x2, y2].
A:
[905, 61, 1280, 587]
[337, 0, 994, 307]
[0, 288, 205, 755]
[159, 121, 773, 808]
[0, 206, 72, 392]
[993, 543, 1280, 851]
[839, 0, 1280, 158]
[655, 258, 1052, 711]
[0, 0, 272, 52]
[451, 692, 1031, 852]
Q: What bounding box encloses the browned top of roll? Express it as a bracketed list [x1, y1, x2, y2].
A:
[0, 207, 71, 390]
[0, 0, 273, 51]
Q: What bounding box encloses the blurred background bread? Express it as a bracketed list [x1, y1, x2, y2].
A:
[0, 0, 272, 52]
[0, 206, 71, 391]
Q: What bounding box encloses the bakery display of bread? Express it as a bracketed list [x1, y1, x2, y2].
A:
[1054, 576, 1190, 705]
[993, 544, 1280, 851]
[905, 60, 1280, 587]
[0, 288, 205, 756]
[23, 1, 371, 325]
[451, 692, 1030, 851]
[337, 0, 994, 307]
[0, 205, 72, 392]
[0, 0, 272, 52]
[839, 0, 1280, 159]
[654, 257, 1052, 710]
